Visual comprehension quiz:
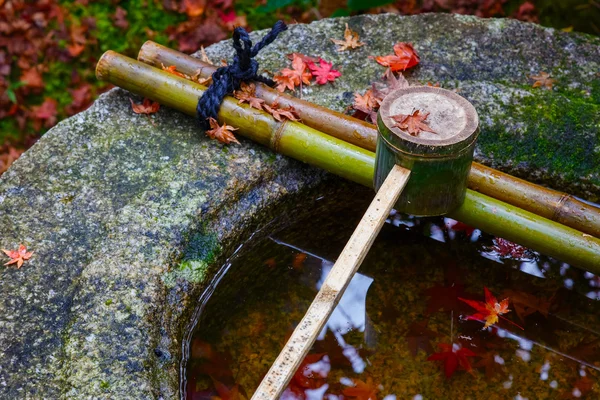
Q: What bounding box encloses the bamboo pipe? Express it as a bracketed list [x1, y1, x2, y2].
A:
[95, 51, 600, 272]
[137, 41, 600, 238]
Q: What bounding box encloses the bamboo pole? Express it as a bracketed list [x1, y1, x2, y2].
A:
[96, 51, 600, 272]
[252, 165, 410, 400]
[137, 41, 600, 238]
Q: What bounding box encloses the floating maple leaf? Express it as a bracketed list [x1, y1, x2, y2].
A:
[472, 350, 506, 380]
[405, 320, 443, 357]
[292, 253, 307, 271]
[308, 59, 341, 85]
[342, 377, 378, 400]
[274, 54, 312, 92]
[331, 23, 365, 52]
[212, 379, 247, 400]
[531, 71, 555, 89]
[489, 237, 531, 260]
[502, 289, 551, 322]
[130, 98, 160, 115]
[262, 101, 301, 122]
[373, 42, 420, 72]
[391, 110, 436, 136]
[2, 244, 33, 269]
[459, 287, 523, 330]
[427, 342, 477, 379]
[234, 82, 265, 110]
[205, 117, 240, 144]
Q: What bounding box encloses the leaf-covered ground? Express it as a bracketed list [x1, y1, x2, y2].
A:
[1, 0, 598, 174]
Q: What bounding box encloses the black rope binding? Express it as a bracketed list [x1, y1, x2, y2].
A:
[196, 20, 288, 130]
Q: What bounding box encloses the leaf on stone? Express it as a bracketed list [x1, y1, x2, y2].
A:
[233, 82, 264, 110]
[286, 53, 320, 64]
[205, 117, 240, 144]
[459, 287, 523, 330]
[531, 71, 555, 89]
[342, 377, 379, 400]
[199, 45, 214, 65]
[308, 58, 341, 85]
[427, 342, 477, 379]
[262, 101, 301, 122]
[405, 320, 443, 358]
[352, 89, 379, 124]
[331, 23, 365, 52]
[2, 244, 33, 269]
[130, 98, 160, 115]
[373, 42, 420, 72]
[273, 53, 312, 92]
[371, 68, 410, 101]
[391, 110, 435, 136]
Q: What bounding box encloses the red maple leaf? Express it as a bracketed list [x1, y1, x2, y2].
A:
[307, 58, 341, 85]
[274, 53, 312, 92]
[427, 342, 477, 379]
[490, 238, 531, 260]
[2, 244, 33, 269]
[342, 377, 378, 400]
[130, 98, 160, 115]
[459, 287, 523, 330]
[205, 117, 240, 144]
[446, 219, 476, 236]
[113, 6, 129, 30]
[373, 42, 420, 72]
[391, 109, 436, 136]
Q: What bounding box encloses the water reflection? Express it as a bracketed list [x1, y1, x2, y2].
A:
[184, 212, 600, 400]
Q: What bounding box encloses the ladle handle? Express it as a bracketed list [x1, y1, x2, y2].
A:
[251, 164, 411, 400]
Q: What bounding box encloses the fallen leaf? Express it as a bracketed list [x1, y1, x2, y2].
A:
[263, 101, 301, 122]
[427, 342, 477, 379]
[331, 23, 364, 52]
[2, 244, 33, 269]
[212, 379, 247, 400]
[391, 109, 436, 136]
[489, 237, 531, 260]
[473, 351, 507, 380]
[459, 287, 523, 330]
[273, 53, 312, 92]
[233, 82, 265, 110]
[405, 320, 443, 357]
[130, 98, 160, 114]
[31, 98, 58, 129]
[113, 6, 129, 30]
[446, 219, 476, 236]
[161, 63, 187, 79]
[308, 58, 341, 85]
[20, 67, 44, 89]
[352, 89, 379, 124]
[373, 42, 420, 72]
[182, 0, 206, 17]
[502, 289, 551, 322]
[531, 72, 555, 89]
[292, 253, 307, 271]
[342, 377, 378, 400]
[205, 117, 240, 144]
[199, 45, 214, 65]
[371, 68, 410, 101]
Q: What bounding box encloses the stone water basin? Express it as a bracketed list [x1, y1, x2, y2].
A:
[182, 193, 600, 400]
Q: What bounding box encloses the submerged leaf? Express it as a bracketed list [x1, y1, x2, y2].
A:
[427, 342, 477, 379]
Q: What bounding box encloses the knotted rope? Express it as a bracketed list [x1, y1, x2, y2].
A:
[196, 21, 288, 129]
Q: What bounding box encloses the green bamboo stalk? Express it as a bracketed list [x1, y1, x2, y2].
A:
[138, 41, 600, 238]
[96, 51, 600, 272]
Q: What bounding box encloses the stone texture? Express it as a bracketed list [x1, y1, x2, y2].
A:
[0, 13, 598, 400]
